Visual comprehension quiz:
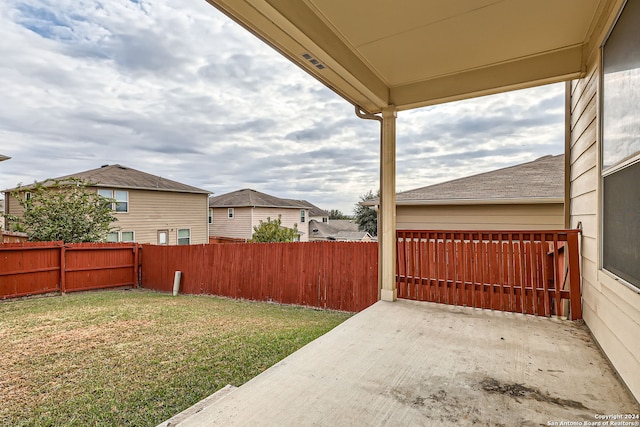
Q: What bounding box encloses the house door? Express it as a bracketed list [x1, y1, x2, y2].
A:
[157, 230, 169, 245]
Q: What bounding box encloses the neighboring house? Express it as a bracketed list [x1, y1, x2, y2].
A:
[209, 189, 318, 242]
[4, 164, 210, 245]
[307, 205, 329, 223]
[309, 219, 371, 242]
[363, 154, 565, 231]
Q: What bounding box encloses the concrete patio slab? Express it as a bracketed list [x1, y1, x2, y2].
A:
[172, 300, 639, 426]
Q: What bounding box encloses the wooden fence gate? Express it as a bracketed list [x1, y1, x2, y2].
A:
[396, 230, 582, 319]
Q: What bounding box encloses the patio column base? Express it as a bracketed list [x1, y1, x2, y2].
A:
[381, 288, 397, 302]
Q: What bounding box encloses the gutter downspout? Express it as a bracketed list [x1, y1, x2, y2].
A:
[355, 105, 397, 301]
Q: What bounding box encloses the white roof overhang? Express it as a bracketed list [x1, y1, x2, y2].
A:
[205, 0, 617, 113]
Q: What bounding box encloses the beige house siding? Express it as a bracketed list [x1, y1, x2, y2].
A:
[210, 206, 310, 241]
[569, 0, 640, 401]
[210, 207, 252, 239]
[251, 207, 309, 242]
[396, 203, 564, 231]
[5, 188, 208, 245]
[111, 189, 208, 245]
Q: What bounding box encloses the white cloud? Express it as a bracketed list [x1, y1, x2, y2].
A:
[0, 0, 564, 214]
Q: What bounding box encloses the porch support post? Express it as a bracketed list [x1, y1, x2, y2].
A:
[380, 106, 397, 301]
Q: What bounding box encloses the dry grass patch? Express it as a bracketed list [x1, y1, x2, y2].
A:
[0, 289, 351, 426]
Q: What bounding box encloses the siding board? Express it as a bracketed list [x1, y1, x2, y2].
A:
[570, 9, 640, 400]
[397, 204, 564, 231]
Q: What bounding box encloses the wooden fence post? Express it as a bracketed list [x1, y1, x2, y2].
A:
[60, 244, 66, 294]
[567, 232, 582, 320]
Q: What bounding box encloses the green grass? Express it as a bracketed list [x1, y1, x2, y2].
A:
[0, 289, 352, 426]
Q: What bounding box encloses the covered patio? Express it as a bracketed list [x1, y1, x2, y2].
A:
[163, 299, 638, 426]
[183, 0, 640, 417]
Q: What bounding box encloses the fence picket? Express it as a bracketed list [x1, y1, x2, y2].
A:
[395, 230, 582, 319]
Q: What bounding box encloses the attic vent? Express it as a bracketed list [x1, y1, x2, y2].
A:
[301, 53, 326, 70]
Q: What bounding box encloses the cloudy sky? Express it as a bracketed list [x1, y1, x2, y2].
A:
[0, 0, 565, 214]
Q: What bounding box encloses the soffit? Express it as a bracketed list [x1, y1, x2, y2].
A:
[206, 0, 613, 113]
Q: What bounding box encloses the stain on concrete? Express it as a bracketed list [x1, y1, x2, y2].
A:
[480, 377, 588, 410]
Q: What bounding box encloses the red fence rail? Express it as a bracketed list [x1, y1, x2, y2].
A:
[140, 241, 379, 312]
[396, 230, 582, 319]
[0, 242, 138, 299]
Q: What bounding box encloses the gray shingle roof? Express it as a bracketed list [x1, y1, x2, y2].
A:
[335, 231, 371, 241]
[364, 154, 564, 206]
[209, 189, 327, 214]
[309, 219, 360, 239]
[6, 164, 209, 194]
[210, 189, 303, 208]
[286, 199, 328, 217]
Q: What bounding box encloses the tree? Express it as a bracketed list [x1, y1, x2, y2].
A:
[6, 178, 117, 243]
[327, 209, 351, 220]
[353, 189, 379, 236]
[250, 215, 299, 242]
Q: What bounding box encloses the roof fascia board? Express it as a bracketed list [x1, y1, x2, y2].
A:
[5, 183, 209, 194]
[391, 45, 584, 111]
[93, 185, 210, 194]
[206, 0, 388, 113]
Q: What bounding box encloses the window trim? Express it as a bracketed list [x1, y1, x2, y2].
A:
[98, 188, 129, 213]
[599, 0, 640, 290]
[120, 231, 135, 242]
[177, 228, 191, 245]
[208, 208, 213, 224]
[157, 229, 169, 245]
[106, 230, 135, 243]
[228, 208, 234, 219]
[300, 209, 306, 223]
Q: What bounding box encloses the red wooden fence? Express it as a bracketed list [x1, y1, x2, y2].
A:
[396, 230, 582, 319]
[140, 241, 379, 312]
[0, 242, 139, 299]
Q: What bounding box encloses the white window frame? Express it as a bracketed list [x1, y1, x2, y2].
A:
[208, 208, 213, 224]
[158, 230, 169, 245]
[600, 0, 640, 291]
[106, 231, 135, 243]
[300, 209, 306, 223]
[228, 208, 234, 219]
[120, 231, 135, 242]
[177, 228, 191, 245]
[98, 189, 129, 213]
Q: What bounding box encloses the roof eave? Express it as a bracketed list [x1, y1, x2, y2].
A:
[362, 197, 564, 207]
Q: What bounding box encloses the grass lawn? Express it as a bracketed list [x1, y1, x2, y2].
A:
[0, 289, 352, 426]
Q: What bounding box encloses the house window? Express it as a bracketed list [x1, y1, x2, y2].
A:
[177, 228, 190, 245]
[300, 209, 306, 223]
[228, 208, 234, 219]
[115, 191, 128, 212]
[106, 231, 135, 242]
[98, 189, 129, 213]
[158, 230, 168, 245]
[25, 192, 31, 201]
[208, 208, 213, 224]
[602, 0, 640, 290]
[322, 217, 328, 223]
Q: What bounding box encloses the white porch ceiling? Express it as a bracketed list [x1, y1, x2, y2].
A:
[205, 0, 615, 113]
